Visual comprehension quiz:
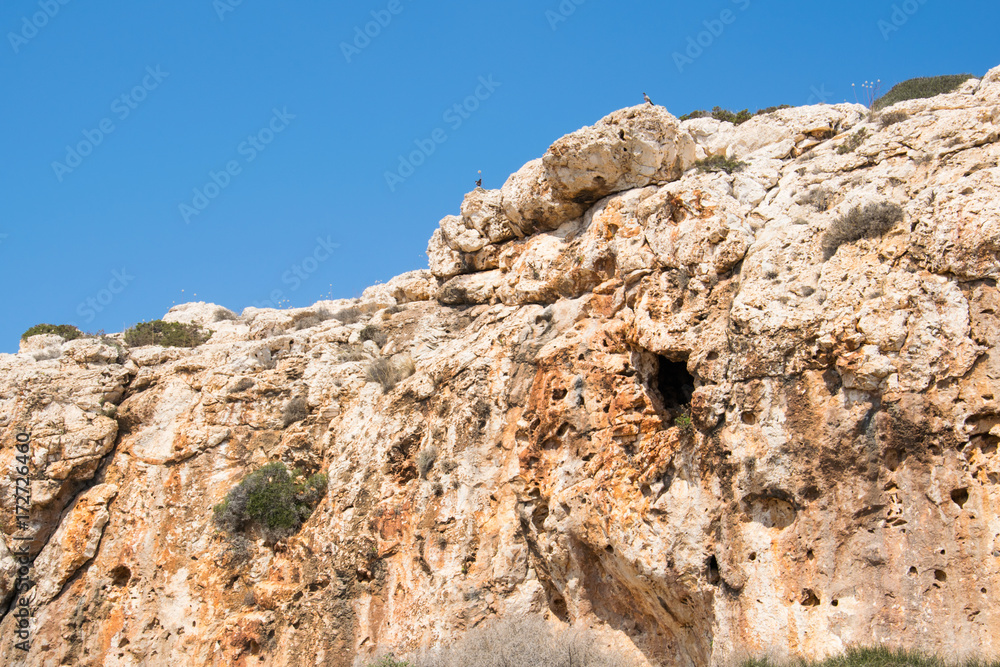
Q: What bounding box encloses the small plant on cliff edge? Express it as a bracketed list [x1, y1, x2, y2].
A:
[213, 462, 327, 544]
[674, 410, 693, 431]
[21, 324, 83, 341]
[365, 355, 415, 392]
[821, 201, 905, 260]
[416, 446, 438, 479]
[123, 320, 211, 348]
[694, 155, 747, 174]
[837, 128, 870, 154]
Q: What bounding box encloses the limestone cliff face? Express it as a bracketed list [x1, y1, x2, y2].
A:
[2, 67, 1000, 667]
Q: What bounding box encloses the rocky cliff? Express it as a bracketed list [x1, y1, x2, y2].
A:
[2, 65, 1000, 667]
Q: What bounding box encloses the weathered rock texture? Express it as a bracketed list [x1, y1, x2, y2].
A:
[2, 67, 1000, 666]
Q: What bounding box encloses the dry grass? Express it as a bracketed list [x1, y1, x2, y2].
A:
[821, 202, 904, 259]
[366, 355, 415, 392]
[391, 615, 638, 667]
[742, 646, 1000, 667]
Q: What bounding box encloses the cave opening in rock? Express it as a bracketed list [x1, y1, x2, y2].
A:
[656, 356, 695, 412]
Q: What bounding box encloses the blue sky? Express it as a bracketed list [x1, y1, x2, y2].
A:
[1, 0, 997, 352]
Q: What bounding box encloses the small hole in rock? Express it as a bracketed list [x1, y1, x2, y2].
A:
[934, 569, 947, 582]
[605, 545, 614, 554]
[831, 599, 838, 607]
[748, 552, 756, 561]
[741, 411, 757, 425]
[908, 567, 918, 575]
[801, 589, 820, 606]
[806, 550, 815, 560]
[951, 488, 969, 508]
[706, 555, 720, 585]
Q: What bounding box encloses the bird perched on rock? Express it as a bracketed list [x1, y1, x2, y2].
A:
[643, 92, 654, 105]
[475, 170, 482, 188]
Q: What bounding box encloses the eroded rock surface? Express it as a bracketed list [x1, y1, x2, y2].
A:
[2, 67, 1000, 666]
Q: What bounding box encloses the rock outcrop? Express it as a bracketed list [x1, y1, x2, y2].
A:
[2, 67, 1000, 666]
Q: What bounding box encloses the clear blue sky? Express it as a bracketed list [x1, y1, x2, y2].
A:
[1, 0, 997, 352]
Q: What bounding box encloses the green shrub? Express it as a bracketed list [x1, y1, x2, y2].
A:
[366, 657, 412, 667]
[681, 106, 752, 124]
[360, 324, 388, 347]
[741, 645, 1000, 667]
[822, 202, 905, 259]
[366, 355, 416, 392]
[213, 463, 327, 543]
[21, 324, 83, 341]
[874, 74, 975, 110]
[754, 104, 792, 116]
[674, 411, 693, 431]
[680, 105, 791, 125]
[123, 320, 211, 348]
[836, 128, 869, 154]
[694, 155, 748, 174]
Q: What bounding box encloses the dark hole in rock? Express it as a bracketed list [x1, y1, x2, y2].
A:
[741, 411, 757, 425]
[110, 566, 131, 587]
[657, 356, 694, 411]
[801, 589, 820, 606]
[605, 545, 614, 554]
[549, 595, 568, 622]
[552, 387, 567, 400]
[706, 351, 719, 361]
[908, 567, 918, 575]
[806, 549, 815, 560]
[951, 488, 969, 508]
[831, 599, 838, 607]
[707, 555, 720, 585]
[935, 569, 947, 582]
[748, 552, 756, 561]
